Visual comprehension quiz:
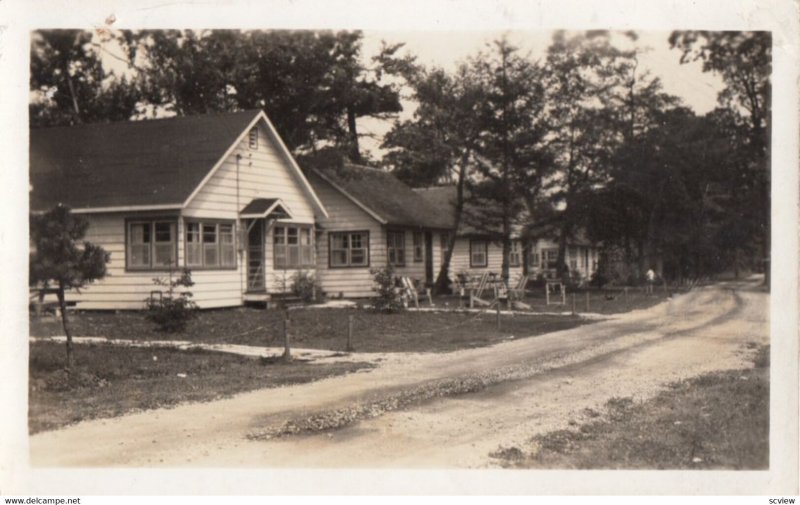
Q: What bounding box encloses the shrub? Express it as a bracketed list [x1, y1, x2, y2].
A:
[145, 267, 198, 333]
[370, 265, 404, 312]
[291, 270, 320, 303]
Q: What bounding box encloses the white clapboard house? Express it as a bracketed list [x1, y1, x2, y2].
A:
[29, 110, 452, 309]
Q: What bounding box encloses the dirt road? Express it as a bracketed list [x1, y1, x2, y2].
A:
[30, 283, 768, 468]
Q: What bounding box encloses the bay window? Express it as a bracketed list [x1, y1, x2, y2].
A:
[185, 220, 236, 269]
[274, 225, 314, 269]
[127, 219, 177, 270]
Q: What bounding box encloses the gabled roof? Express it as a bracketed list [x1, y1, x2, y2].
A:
[306, 164, 452, 230]
[239, 198, 292, 219]
[29, 109, 327, 217]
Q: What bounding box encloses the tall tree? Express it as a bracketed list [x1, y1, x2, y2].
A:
[30, 206, 110, 369]
[544, 31, 627, 279]
[30, 30, 141, 127]
[669, 31, 771, 285]
[130, 29, 402, 159]
[381, 63, 486, 293]
[464, 38, 551, 284]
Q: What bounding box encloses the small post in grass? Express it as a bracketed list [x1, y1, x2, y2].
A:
[571, 293, 576, 315]
[586, 290, 590, 312]
[282, 310, 291, 363]
[346, 314, 354, 352]
[496, 302, 501, 331]
[624, 286, 629, 303]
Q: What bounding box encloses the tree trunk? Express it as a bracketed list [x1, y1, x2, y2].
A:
[434, 154, 469, 295]
[56, 282, 73, 370]
[556, 221, 571, 280]
[346, 107, 361, 164]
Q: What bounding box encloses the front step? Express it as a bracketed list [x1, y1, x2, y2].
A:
[243, 292, 271, 304]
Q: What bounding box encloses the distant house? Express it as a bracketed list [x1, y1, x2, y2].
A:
[306, 164, 452, 298]
[414, 186, 600, 283]
[30, 110, 328, 309]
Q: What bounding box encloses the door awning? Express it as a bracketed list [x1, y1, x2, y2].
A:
[239, 198, 292, 219]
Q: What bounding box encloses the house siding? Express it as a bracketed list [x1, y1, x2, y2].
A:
[449, 237, 524, 282]
[65, 122, 320, 309]
[312, 177, 385, 298]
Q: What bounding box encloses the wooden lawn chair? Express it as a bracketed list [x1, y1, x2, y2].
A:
[469, 272, 493, 308]
[508, 274, 531, 309]
[400, 276, 432, 308]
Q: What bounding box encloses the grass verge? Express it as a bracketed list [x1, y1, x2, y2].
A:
[491, 345, 769, 469]
[29, 341, 373, 434]
[30, 308, 587, 353]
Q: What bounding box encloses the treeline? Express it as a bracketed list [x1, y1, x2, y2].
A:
[30, 29, 770, 286]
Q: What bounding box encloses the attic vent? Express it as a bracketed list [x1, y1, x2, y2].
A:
[248, 127, 258, 150]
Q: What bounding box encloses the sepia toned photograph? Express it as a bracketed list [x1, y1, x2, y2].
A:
[2, 0, 798, 498]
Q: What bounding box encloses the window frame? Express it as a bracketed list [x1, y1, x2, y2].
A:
[412, 231, 424, 263]
[183, 219, 238, 271]
[509, 240, 522, 267]
[273, 224, 315, 269]
[529, 247, 540, 267]
[248, 127, 258, 150]
[386, 229, 406, 267]
[125, 218, 178, 272]
[543, 248, 559, 270]
[469, 239, 488, 268]
[328, 230, 371, 269]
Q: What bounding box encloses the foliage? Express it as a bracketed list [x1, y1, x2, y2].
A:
[291, 270, 320, 303]
[144, 267, 198, 333]
[669, 31, 770, 285]
[126, 29, 404, 161]
[30, 30, 141, 127]
[461, 38, 552, 284]
[370, 265, 404, 313]
[29, 205, 110, 368]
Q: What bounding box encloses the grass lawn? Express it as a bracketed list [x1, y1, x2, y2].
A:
[30, 307, 588, 353]
[29, 341, 373, 434]
[435, 286, 678, 315]
[491, 346, 770, 469]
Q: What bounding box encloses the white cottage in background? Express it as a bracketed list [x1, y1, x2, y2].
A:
[30, 109, 328, 309]
[414, 186, 600, 285]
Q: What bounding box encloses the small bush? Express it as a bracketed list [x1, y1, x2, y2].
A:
[145, 267, 198, 333]
[291, 270, 320, 303]
[370, 265, 404, 312]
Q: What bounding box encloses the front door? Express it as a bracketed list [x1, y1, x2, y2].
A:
[424, 231, 434, 286]
[246, 219, 265, 292]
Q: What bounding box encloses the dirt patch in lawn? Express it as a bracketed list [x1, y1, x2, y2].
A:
[30, 309, 588, 353]
[29, 341, 373, 434]
[490, 345, 769, 470]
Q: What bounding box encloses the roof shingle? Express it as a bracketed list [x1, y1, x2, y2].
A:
[29, 109, 262, 211]
[307, 164, 452, 230]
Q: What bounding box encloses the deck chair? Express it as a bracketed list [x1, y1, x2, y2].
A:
[469, 272, 493, 308]
[400, 276, 433, 308]
[506, 274, 531, 310]
[493, 277, 532, 311]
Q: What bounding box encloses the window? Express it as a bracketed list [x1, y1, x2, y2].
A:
[274, 225, 314, 269]
[127, 220, 176, 270]
[387, 230, 405, 266]
[543, 248, 559, 269]
[469, 239, 488, 268]
[248, 127, 258, 150]
[330, 231, 369, 268]
[529, 247, 539, 267]
[185, 220, 236, 269]
[509, 241, 521, 267]
[413, 232, 424, 262]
